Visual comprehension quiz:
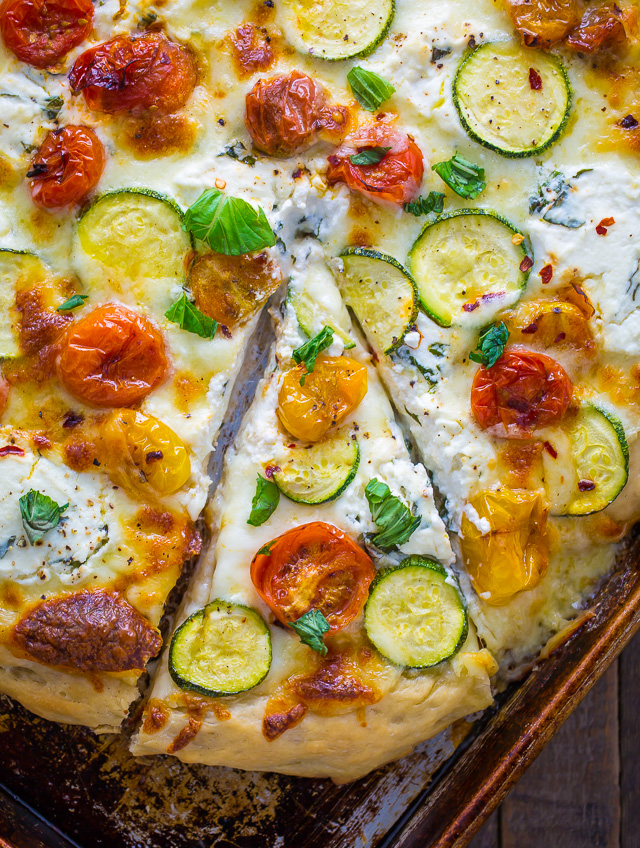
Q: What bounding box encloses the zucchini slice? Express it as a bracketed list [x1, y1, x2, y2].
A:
[169, 600, 272, 697]
[365, 557, 468, 668]
[409, 210, 531, 328]
[289, 288, 355, 350]
[453, 41, 571, 158]
[277, 0, 394, 61]
[75, 189, 192, 287]
[0, 250, 44, 359]
[338, 247, 418, 353]
[543, 404, 629, 516]
[273, 429, 360, 504]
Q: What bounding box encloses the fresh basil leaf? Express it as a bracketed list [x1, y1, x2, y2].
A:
[219, 140, 256, 167]
[19, 489, 68, 545]
[165, 293, 218, 339]
[403, 191, 445, 217]
[432, 153, 486, 199]
[365, 478, 421, 549]
[290, 609, 330, 655]
[44, 95, 64, 121]
[469, 322, 509, 368]
[347, 66, 395, 112]
[257, 539, 276, 556]
[292, 326, 334, 385]
[0, 536, 16, 559]
[247, 475, 280, 527]
[57, 294, 88, 312]
[183, 189, 276, 256]
[349, 146, 391, 166]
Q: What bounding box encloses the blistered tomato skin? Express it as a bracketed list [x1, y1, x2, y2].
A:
[69, 33, 197, 117]
[460, 488, 549, 605]
[566, 4, 628, 52]
[327, 123, 424, 205]
[28, 127, 105, 210]
[277, 355, 368, 443]
[101, 410, 191, 496]
[0, 0, 93, 68]
[250, 522, 375, 632]
[471, 347, 573, 439]
[504, 0, 582, 48]
[58, 304, 167, 408]
[245, 70, 349, 157]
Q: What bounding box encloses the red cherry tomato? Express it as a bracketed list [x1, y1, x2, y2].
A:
[327, 122, 424, 205]
[0, 374, 8, 419]
[471, 347, 573, 439]
[28, 126, 105, 210]
[0, 0, 93, 69]
[58, 304, 167, 408]
[250, 522, 375, 633]
[68, 33, 197, 117]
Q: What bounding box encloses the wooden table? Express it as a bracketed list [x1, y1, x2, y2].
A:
[469, 628, 640, 847]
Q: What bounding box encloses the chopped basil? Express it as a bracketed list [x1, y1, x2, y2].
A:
[256, 539, 276, 556]
[469, 322, 510, 368]
[220, 140, 256, 167]
[19, 489, 68, 545]
[432, 153, 486, 199]
[347, 67, 395, 112]
[349, 146, 391, 166]
[290, 609, 330, 655]
[44, 95, 64, 121]
[247, 475, 280, 527]
[530, 171, 586, 229]
[365, 478, 421, 550]
[165, 293, 218, 339]
[57, 294, 88, 312]
[292, 326, 334, 385]
[183, 188, 276, 256]
[428, 342, 447, 357]
[403, 191, 445, 217]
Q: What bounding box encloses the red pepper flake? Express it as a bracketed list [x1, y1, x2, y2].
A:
[554, 332, 566, 343]
[0, 445, 25, 457]
[539, 264, 553, 284]
[62, 411, 84, 429]
[529, 68, 543, 90]
[596, 217, 615, 236]
[146, 450, 164, 463]
[519, 256, 533, 273]
[264, 464, 281, 479]
[463, 301, 479, 312]
[480, 291, 505, 302]
[578, 479, 596, 492]
[620, 114, 639, 129]
[522, 322, 538, 334]
[543, 441, 558, 459]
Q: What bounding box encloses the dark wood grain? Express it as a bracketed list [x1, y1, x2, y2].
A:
[620, 629, 640, 848]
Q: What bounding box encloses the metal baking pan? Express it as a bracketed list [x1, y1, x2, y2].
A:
[1, 313, 639, 848]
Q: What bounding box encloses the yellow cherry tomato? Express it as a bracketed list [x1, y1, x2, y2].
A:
[277, 355, 368, 443]
[101, 409, 191, 496]
[505, 299, 595, 354]
[460, 488, 549, 605]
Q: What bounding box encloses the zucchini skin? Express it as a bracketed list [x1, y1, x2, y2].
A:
[309, 0, 396, 62]
[452, 42, 573, 159]
[274, 438, 360, 505]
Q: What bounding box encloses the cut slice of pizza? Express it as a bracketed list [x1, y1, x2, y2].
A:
[131, 252, 495, 782]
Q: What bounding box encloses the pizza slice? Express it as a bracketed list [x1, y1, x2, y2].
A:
[131, 254, 495, 782]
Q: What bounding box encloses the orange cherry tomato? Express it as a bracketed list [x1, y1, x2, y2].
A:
[58, 304, 167, 408]
[566, 4, 628, 52]
[277, 355, 368, 443]
[504, 0, 582, 48]
[471, 347, 572, 439]
[0, 0, 93, 69]
[327, 122, 424, 205]
[245, 70, 349, 157]
[28, 126, 105, 210]
[250, 521, 375, 632]
[69, 33, 197, 117]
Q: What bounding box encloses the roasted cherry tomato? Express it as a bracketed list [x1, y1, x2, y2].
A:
[245, 70, 349, 157]
[250, 521, 375, 632]
[277, 355, 368, 442]
[190, 250, 282, 330]
[100, 409, 191, 496]
[566, 4, 628, 52]
[0, 0, 93, 69]
[471, 347, 572, 439]
[505, 299, 595, 355]
[28, 126, 105, 210]
[229, 23, 274, 78]
[460, 488, 549, 605]
[58, 303, 167, 408]
[0, 374, 8, 419]
[504, 0, 582, 48]
[69, 33, 197, 117]
[327, 122, 424, 205]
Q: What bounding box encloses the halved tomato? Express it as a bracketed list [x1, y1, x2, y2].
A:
[57, 303, 167, 408]
[277, 355, 368, 442]
[28, 126, 105, 210]
[0, 0, 93, 68]
[503, 0, 582, 48]
[471, 347, 572, 439]
[327, 122, 424, 205]
[250, 521, 375, 632]
[69, 33, 197, 117]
